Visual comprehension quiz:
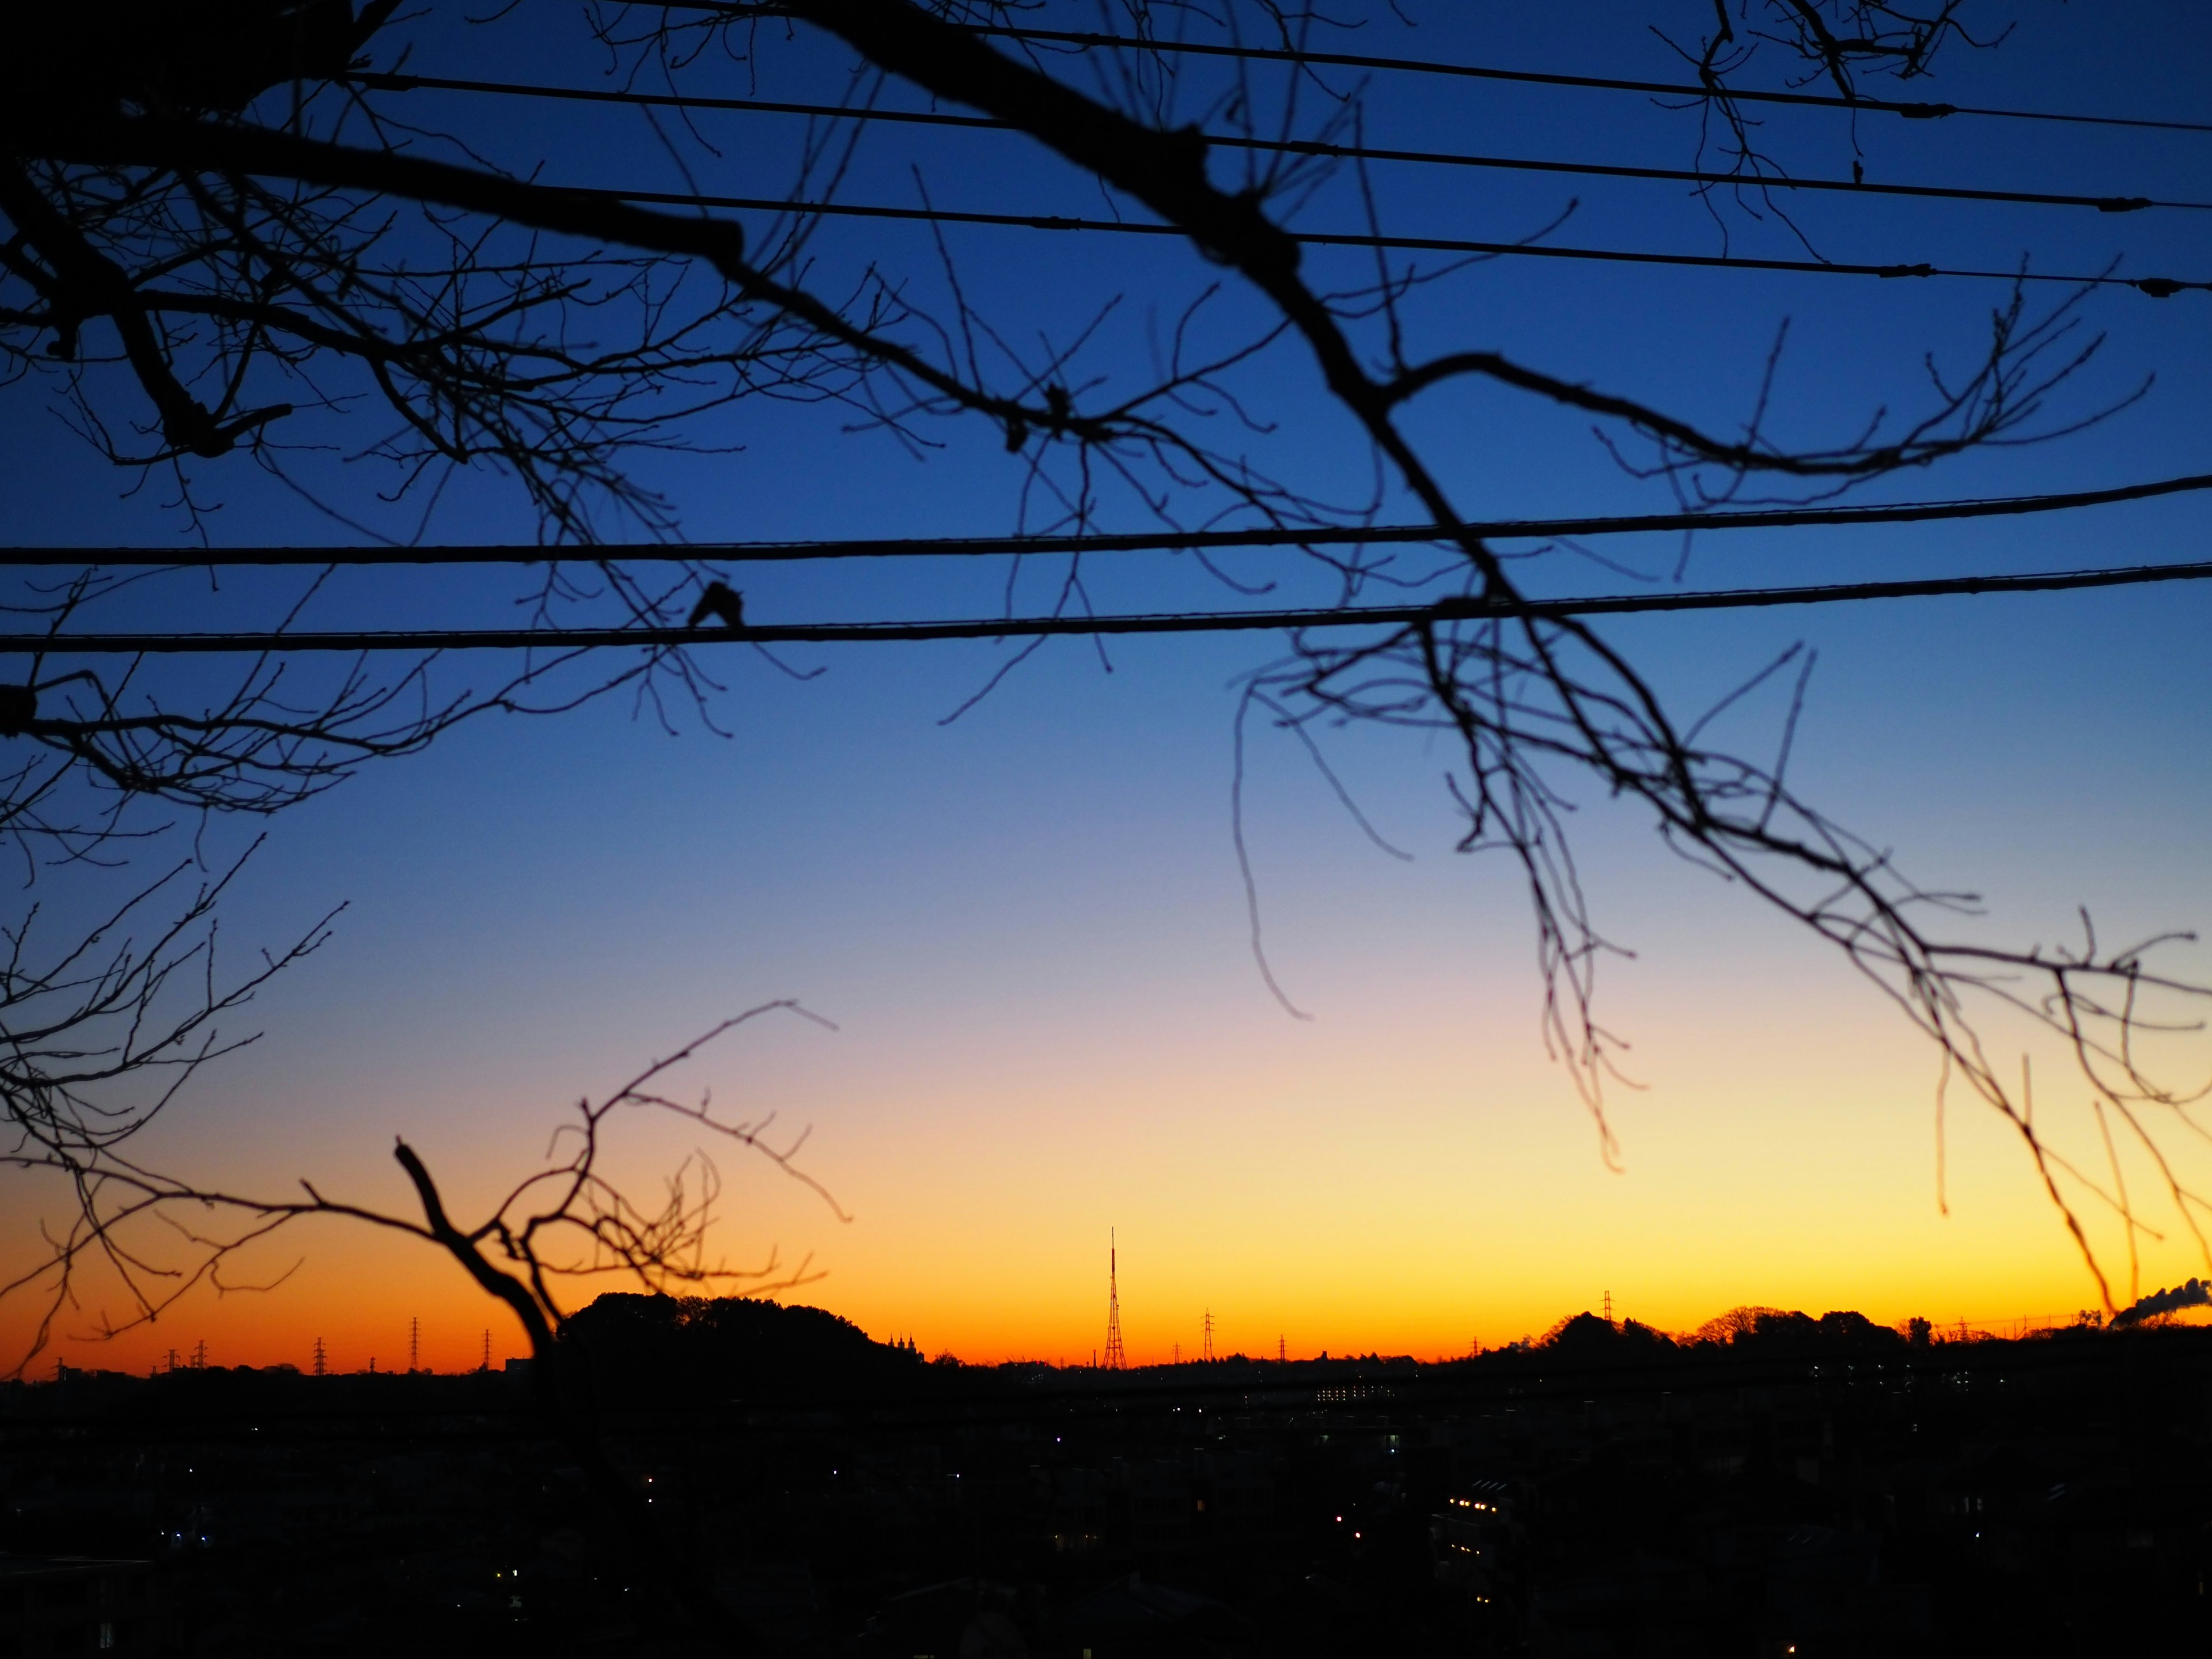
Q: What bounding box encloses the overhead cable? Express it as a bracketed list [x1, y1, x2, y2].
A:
[968, 26, 2212, 137]
[347, 73, 2204, 217]
[9, 469, 2211, 567]
[6, 559, 2209, 654]
[553, 184, 2209, 296]
[637, 5, 2212, 136]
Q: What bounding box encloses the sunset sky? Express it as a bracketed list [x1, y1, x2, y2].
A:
[3, 2, 2208, 1376]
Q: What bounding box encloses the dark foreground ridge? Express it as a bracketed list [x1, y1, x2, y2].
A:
[8, 1297, 2212, 1655]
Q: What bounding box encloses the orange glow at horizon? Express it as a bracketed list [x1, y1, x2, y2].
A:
[6, 946, 2188, 1379]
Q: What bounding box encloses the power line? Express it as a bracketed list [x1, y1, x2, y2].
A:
[639, 6, 2212, 136]
[6, 558, 2207, 654]
[346, 73, 2205, 217]
[975, 27, 2212, 137]
[550, 183, 2210, 296]
[11, 468, 2210, 566]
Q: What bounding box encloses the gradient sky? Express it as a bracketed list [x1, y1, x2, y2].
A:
[3, 2, 2209, 1375]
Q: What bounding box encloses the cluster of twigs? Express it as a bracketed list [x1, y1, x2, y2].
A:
[1665, 0, 2001, 251]
[1251, 607, 2212, 1309]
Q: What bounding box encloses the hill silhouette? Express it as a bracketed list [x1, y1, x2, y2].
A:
[560, 1294, 933, 1402]
[1525, 1306, 1911, 1365]
[1539, 1312, 1678, 1359]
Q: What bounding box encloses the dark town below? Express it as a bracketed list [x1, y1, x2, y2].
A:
[8, 1298, 2212, 1656]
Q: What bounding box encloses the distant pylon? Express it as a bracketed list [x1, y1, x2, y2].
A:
[312, 1337, 327, 1377]
[1202, 1309, 1215, 1363]
[1102, 1230, 1127, 1371]
[480, 1329, 491, 1372]
[409, 1316, 421, 1374]
[1604, 1290, 1612, 1324]
[191, 1339, 207, 1370]
[1278, 1335, 1286, 1363]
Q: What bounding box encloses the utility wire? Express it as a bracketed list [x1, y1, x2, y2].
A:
[971, 26, 2212, 137]
[554, 183, 2208, 296]
[638, 5, 2212, 137]
[8, 559, 2209, 654]
[347, 73, 2205, 217]
[12, 469, 2209, 566]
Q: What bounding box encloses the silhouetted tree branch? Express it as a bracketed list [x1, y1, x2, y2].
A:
[2, 1002, 843, 1647]
[6, 1003, 842, 1360]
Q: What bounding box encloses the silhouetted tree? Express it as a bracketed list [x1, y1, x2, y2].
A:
[7, 1002, 847, 1647]
[1540, 1310, 1678, 1361]
[562, 1290, 934, 1403]
[1691, 1305, 1906, 1352]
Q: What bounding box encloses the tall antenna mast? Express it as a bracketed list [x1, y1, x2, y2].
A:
[1102, 1229, 1127, 1371]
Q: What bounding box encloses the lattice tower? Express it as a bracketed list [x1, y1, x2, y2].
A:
[1102, 1230, 1126, 1370]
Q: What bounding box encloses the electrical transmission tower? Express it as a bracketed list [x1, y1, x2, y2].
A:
[312, 1337, 327, 1377]
[191, 1340, 207, 1370]
[1604, 1290, 1612, 1324]
[1278, 1335, 1286, 1363]
[409, 1316, 421, 1374]
[1203, 1309, 1215, 1363]
[1102, 1230, 1126, 1371]
[480, 1330, 491, 1372]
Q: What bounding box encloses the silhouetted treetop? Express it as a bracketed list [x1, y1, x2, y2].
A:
[1535, 1312, 1680, 1362]
[1692, 1306, 1905, 1352]
[562, 1292, 933, 1401]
